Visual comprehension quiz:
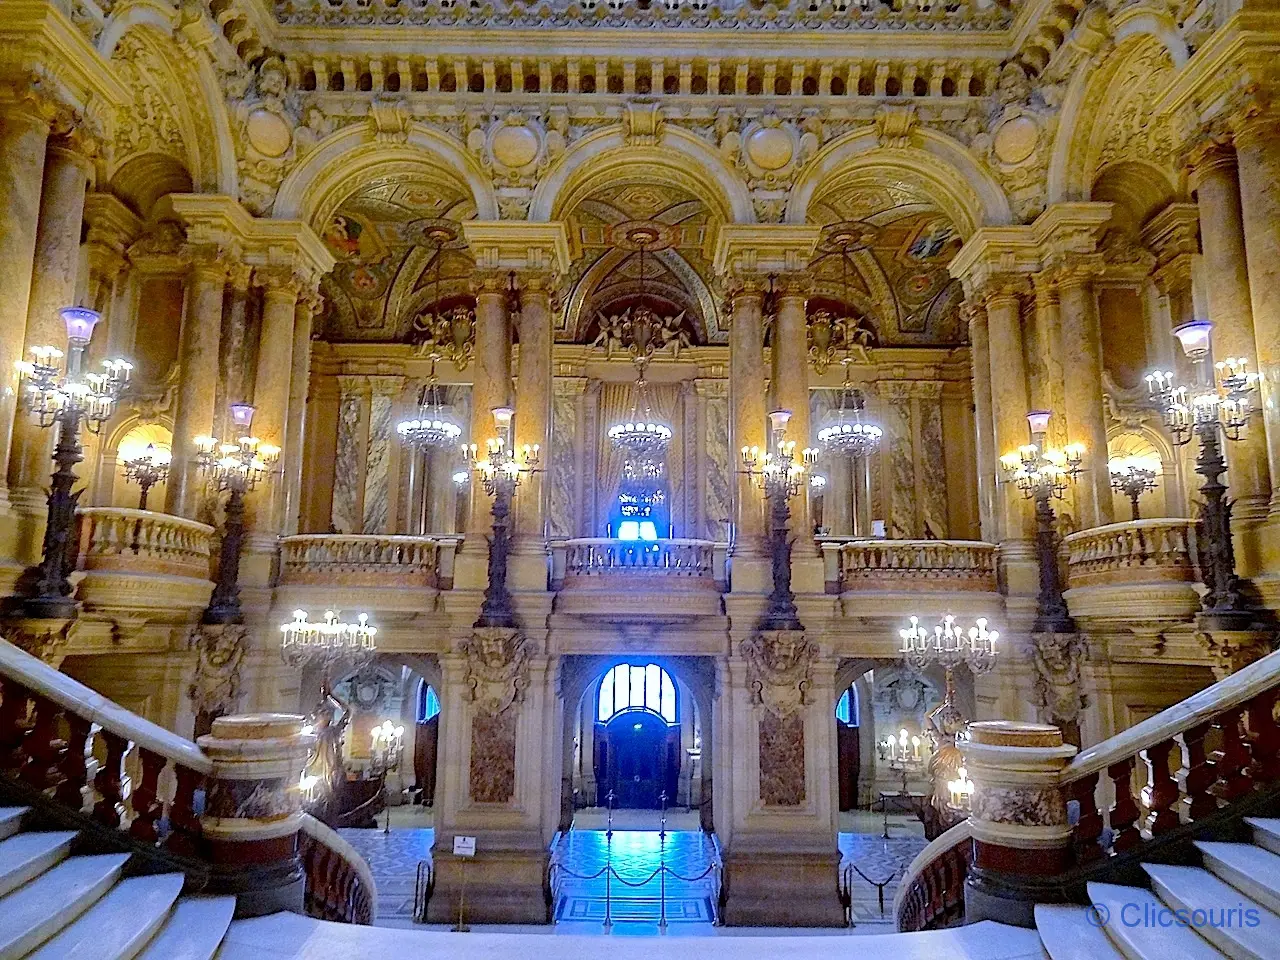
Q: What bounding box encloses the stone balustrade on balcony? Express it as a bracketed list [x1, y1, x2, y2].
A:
[549, 538, 727, 619]
[279, 534, 460, 590]
[819, 538, 999, 596]
[1062, 518, 1201, 624]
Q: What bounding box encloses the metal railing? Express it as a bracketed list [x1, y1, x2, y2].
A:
[413, 858, 434, 924]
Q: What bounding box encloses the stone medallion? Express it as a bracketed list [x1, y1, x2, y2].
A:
[491, 123, 540, 168]
[745, 125, 794, 171]
[245, 108, 293, 158]
[992, 116, 1039, 165]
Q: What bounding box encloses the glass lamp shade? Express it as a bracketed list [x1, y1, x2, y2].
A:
[492, 406, 514, 428]
[60, 307, 101, 343]
[768, 409, 793, 432]
[229, 403, 256, 429]
[1172, 320, 1213, 359]
[1026, 410, 1052, 436]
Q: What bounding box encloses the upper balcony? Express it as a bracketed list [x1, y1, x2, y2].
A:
[1062, 518, 1201, 626]
[819, 537, 1000, 614]
[277, 534, 461, 613]
[550, 538, 726, 619]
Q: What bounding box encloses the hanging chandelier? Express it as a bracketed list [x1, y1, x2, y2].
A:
[280, 609, 378, 670]
[818, 364, 883, 457]
[399, 225, 465, 449]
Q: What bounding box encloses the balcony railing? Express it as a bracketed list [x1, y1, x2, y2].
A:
[551, 538, 726, 591]
[279, 534, 460, 589]
[75, 507, 214, 580]
[820, 538, 998, 594]
[1063, 518, 1199, 589]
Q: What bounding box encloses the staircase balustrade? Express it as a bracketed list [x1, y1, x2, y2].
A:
[551, 538, 727, 590]
[893, 821, 973, 933]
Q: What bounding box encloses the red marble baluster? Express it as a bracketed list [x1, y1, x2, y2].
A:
[1068, 772, 1104, 863]
[1178, 721, 1218, 822]
[128, 748, 165, 844]
[55, 714, 93, 811]
[166, 765, 203, 856]
[1108, 757, 1141, 853]
[1210, 707, 1254, 803]
[1245, 689, 1280, 783]
[0, 678, 32, 772]
[21, 696, 67, 790]
[93, 731, 131, 828]
[1141, 738, 1180, 836]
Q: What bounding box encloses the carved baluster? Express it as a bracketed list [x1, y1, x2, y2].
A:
[1141, 738, 1180, 836]
[93, 730, 131, 828]
[1067, 772, 1104, 863]
[1107, 758, 1141, 853]
[1245, 689, 1280, 784]
[55, 713, 93, 811]
[1178, 721, 1218, 822]
[1210, 706, 1254, 802]
[0, 678, 32, 772]
[21, 696, 67, 790]
[166, 764, 204, 856]
[129, 748, 166, 844]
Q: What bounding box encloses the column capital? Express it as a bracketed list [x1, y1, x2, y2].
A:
[961, 299, 988, 329]
[1141, 202, 1200, 267]
[973, 275, 1031, 308]
[712, 224, 820, 280]
[1030, 270, 1058, 306]
[336, 374, 371, 398]
[181, 242, 235, 282]
[773, 271, 815, 299]
[461, 221, 571, 279]
[1045, 251, 1106, 288]
[368, 374, 406, 398]
[1187, 137, 1239, 185]
[252, 264, 305, 301]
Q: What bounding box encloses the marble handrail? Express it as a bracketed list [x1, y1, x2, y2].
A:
[1062, 518, 1199, 589]
[76, 507, 214, 579]
[298, 813, 378, 925]
[280, 533, 461, 588]
[553, 538, 726, 584]
[820, 538, 998, 592]
[893, 819, 973, 933]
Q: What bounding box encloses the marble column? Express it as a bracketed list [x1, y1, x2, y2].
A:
[283, 295, 317, 536]
[966, 303, 999, 542]
[513, 272, 553, 544]
[0, 91, 57, 524]
[824, 450, 852, 537]
[1193, 141, 1272, 524]
[465, 272, 512, 539]
[9, 140, 93, 552]
[1056, 257, 1114, 528]
[729, 278, 767, 556]
[213, 265, 253, 444]
[1234, 107, 1280, 517]
[165, 250, 227, 519]
[983, 279, 1034, 542]
[772, 274, 814, 542]
[248, 267, 302, 540]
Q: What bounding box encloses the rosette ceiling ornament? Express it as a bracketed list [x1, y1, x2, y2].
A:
[605, 222, 679, 509]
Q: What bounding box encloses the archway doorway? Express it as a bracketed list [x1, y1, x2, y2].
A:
[593, 663, 681, 811]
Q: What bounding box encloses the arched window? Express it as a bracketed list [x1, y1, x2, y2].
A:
[416, 680, 441, 722]
[835, 683, 859, 727]
[598, 663, 677, 724]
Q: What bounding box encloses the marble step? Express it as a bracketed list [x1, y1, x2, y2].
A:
[1085, 881, 1223, 960]
[1195, 841, 1280, 914]
[134, 895, 237, 960]
[0, 830, 77, 898]
[0, 853, 129, 958]
[0, 807, 28, 842]
[1142, 863, 1280, 960]
[1034, 903, 1126, 960]
[1246, 818, 1280, 858]
[27, 872, 187, 960]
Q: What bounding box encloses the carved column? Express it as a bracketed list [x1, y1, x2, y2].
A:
[81, 193, 141, 359]
[982, 279, 1034, 542]
[1192, 141, 1272, 526]
[165, 248, 228, 519]
[1055, 256, 1114, 528]
[728, 278, 768, 557]
[513, 270, 554, 545]
[966, 302, 999, 541]
[283, 294, 318, 536]
[213, 265, 253, 445]
[9, 136, 94, 543]
[0, 87, 58, 526]
[465, 271, 512, 540]
[773, 273, 815, 545]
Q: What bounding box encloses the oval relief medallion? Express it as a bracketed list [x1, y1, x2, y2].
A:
[491, 124, 540, 169]
[245, 109, 293, 158]
[992, 116, 1039, 165]
[745, 127, 794, 171]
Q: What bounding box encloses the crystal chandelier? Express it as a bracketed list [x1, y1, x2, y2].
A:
[899, 614, 999, 676]
[16, 307, 132, 432]
[399, 226, 465, 449]
[462, 406, 540, 496]
[740, 409, 818, 500]
[818, 364, 883, 457]
[280, 609, 378, 670]
[194, 402, 280, 494]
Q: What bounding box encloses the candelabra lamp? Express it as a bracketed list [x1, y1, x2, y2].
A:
[13, 307, 132, 619]
[879, 727, 926, 794]
[462, 406, 540, 629]
[122, 443, 170, 511]
[1147, 321, 1260, 627]
[740, 409, 818, 631]
[194, 402, 279, 624]
[1108, 456, 1159, 521]
[371, 719, 406, 777]
[1000, 411, 1084, 634]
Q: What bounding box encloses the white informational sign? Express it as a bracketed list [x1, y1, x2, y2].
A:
[453, 835, 477, 858]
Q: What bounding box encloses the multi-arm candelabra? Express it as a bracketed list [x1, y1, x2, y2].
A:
[13, 307, 132, 619]
[1147, 320, 1259, 626]
[194, 402, 279, 624]
[1108, 456, 1159, 521]
[740, 409, 817, 631]
[122, 443, 170, 511]
[1000, 410, 1083, 634]
[462, 406, 540, 628]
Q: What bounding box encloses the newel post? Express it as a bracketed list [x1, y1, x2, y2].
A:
[962, 720, 1077, 928]
[198, 713, 316, 916]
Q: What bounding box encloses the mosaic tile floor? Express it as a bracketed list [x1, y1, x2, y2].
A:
[336, 826, 435, 923]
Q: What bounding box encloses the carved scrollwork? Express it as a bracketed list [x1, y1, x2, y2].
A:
[461, 628, 531, 715]
[188, 622, 248, 721]
[741, 630, 815, 720]
[1031, 632, 1089, 729]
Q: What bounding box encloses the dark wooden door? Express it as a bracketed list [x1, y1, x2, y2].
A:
[837, 723, 861, 811]
[600, 711, 674, 809]
[414, 715, 438, 804]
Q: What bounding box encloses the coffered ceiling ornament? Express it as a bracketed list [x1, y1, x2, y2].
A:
[461, 628, 532, 716]
[741, 631, 816, 720]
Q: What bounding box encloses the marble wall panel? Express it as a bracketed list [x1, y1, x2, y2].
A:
[759, 712, 805, 806]
[550, 392, 577, 538]
[884, 391, 915, 538]
[704, 395, 731, 541]
[332, 392, 362, 534]
[470, 710, 517, 803]
[363, 391, 393, 533]
[920, 394, 949, 538]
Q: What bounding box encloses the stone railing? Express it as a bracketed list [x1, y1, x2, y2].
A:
[0, 638, 376, 925]
[550, 538, 726, 590]
[1062, 518, 1199, 589]
[279, 534, 461, 589]
[75, 507, 214, 580]
[820, 539, 998, 594]
[893, 820, 972, 933]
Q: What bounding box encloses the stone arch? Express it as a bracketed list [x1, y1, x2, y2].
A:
[273, 125, 498, 224]
[1048, 34, 1185, 206]
[528, 126, 753, 224]
[786, 128, 1013, 234]
[100, 7, 236, 196]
